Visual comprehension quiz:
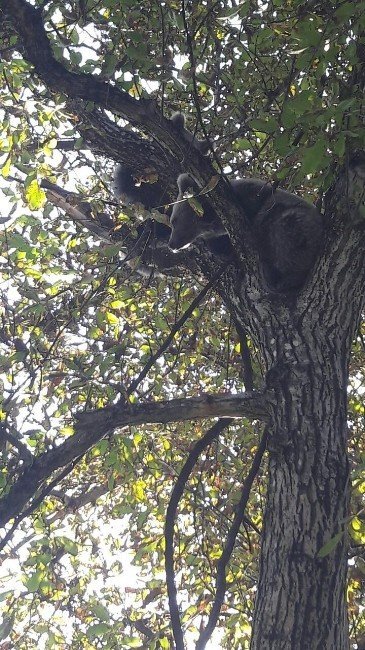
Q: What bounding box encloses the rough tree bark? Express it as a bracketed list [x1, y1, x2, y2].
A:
[231, 182, 365, 648]
[252, 340, 349, 649]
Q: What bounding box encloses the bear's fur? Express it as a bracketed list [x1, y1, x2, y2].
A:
[169, 173, 324, 291]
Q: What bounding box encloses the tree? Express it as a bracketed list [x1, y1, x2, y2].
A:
[0, 0, 364, 648]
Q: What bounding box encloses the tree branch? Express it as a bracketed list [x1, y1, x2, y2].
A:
[40, 178, 113, 241]
[70, 102, 180, 197]
[0, 455, 82, 552]
[196, 427, 268, 649]
[1, 0, 252, 267]
[165, 418, 233, 650]
[38, 178, 190, 276]
[0, 391, 268, 528]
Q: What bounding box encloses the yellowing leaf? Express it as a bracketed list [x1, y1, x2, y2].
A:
[25, 180, 46, 210]
[200, 175, 220, 195]
[349, 516, 365, 543]
[105, 311, 119, 325]
[133, 479, 146, 501]
[1, 158, 11, 178]
[60, 426, 74, 437]
[43, 138, 58, 156]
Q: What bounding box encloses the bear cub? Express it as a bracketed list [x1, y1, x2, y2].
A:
[169, 173, 323, 291]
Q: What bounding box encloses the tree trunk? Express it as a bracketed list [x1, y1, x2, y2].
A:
[236, 191, 365, 649]
[250, 326, 350, 649]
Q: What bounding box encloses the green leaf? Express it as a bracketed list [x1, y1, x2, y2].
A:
[101, 244, 121, 258]
[188, 196, 204, 217]
[217, 3, 248, 21]
[58, 537, 79, 556]
[86, 623, 111, 640]
[7, 233, 32, 253]
[0, 591, 13, 603]
[336, 98, 356, 113]
[250, 117, 277, 133]
[274, 134, 293, 156]
[118, 637, 142, 647]
[317, 532, 344, 557]
[332, 134, 346, 158]
[300, 140, 328, 175]
[281, 104, 296, 128]
[233, 137, 252, 151]
[335, 2, 355, 20]
[24, 570, 43, 592]
[90, 603, 110, 622]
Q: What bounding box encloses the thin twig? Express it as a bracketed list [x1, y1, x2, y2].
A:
[196, 427, 268, 649]
[165, 418, 233, 650]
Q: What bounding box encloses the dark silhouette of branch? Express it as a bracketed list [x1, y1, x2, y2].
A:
[132, 617, 154, 640]
[196, 427, 268, 650]
[0, 392, 269, 529]
[0, 455, 82, 552]
[165, 418, 233, 650]
[28, 138, 79, 152]
[0, 422, 33, 464]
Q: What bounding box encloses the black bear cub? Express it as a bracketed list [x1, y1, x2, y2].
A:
[113, 113, 323, 291]
[169, 173, 323, 291]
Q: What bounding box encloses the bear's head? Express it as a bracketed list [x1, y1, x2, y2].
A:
[168, 174, 225, 251]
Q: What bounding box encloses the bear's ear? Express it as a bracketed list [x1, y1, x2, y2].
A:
[177, 173, 200, 195]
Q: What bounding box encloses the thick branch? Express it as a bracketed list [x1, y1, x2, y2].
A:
[301, 154, 365, 318]
[70, 103, 180, 199]
[1, 0, 253, 273]
[1, 0, 201, 159]
[0, 391, 268, 528]
[76, 392, 268, 435]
